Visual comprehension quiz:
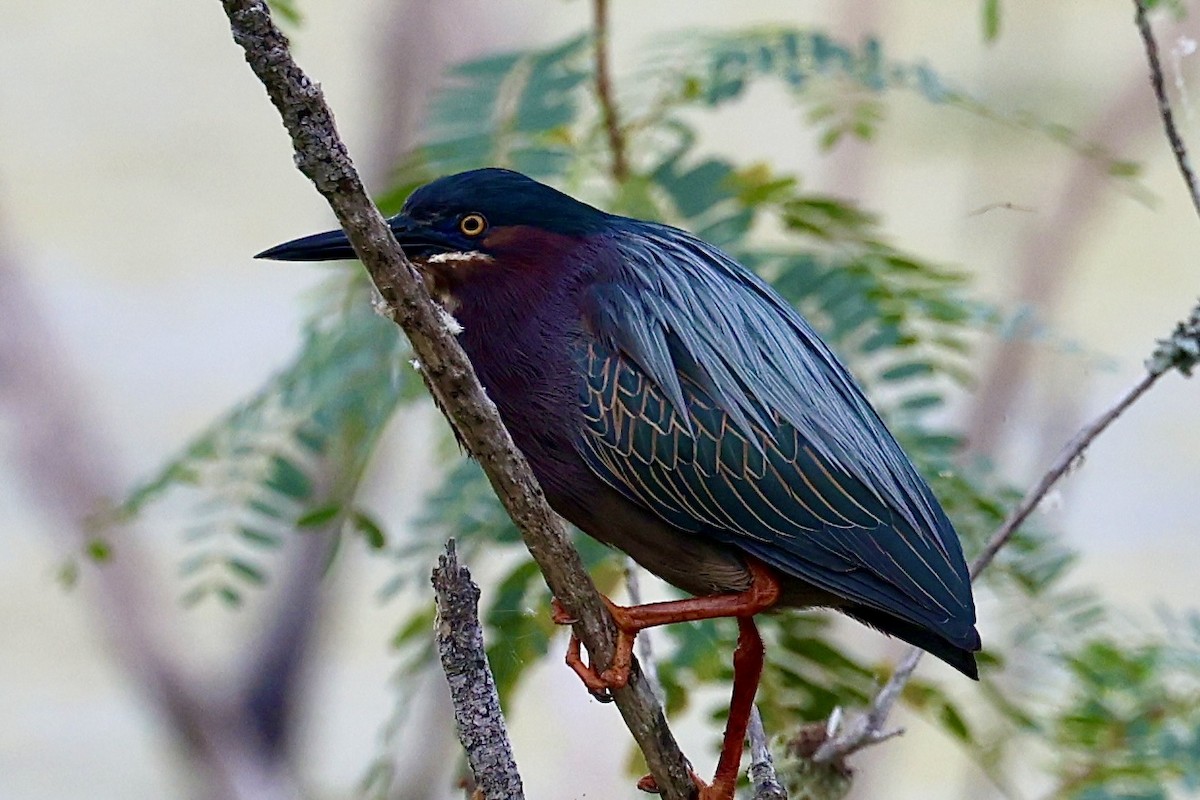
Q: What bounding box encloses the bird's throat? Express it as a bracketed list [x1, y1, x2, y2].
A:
[413, 251, 495, 314]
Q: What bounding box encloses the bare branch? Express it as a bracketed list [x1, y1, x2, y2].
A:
[217, 3, 693, 797]
[593, 0, 629, 182]
[748, 705, 788, 800]
[432, 540, 524, 800]
[968, 370, 1161, 578]
[1135, 0, 1200, 220]
[624, 557, 665, 703]
[812, 648, 916, 763]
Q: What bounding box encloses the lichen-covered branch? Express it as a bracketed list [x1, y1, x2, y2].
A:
[748, 705, 787, 800]
[217, 3, 693, 797]
[432, 540, 524, 800]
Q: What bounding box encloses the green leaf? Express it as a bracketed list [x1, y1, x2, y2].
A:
[391, 604, 435, 649]
[216, 585, 243, 608]
[982, 0, 1002, 43]
[350, 510, 388, 550]
[297, 504, 341, 528]
[85, 538, 112, 563]
[939, 702, 974, 743]
[238, 527, 283, 549]
[267, 0, 303, 27]
[227, 558, 267, 586]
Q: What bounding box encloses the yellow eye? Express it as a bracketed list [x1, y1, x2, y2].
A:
[459, 213, 487, 237]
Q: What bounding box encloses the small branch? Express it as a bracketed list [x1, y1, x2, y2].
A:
[810, 7, 1200, 756]
[812, 649, 917, 763]
[432, 540, 524, 800]
[814, 293, 1200, 763]
[592, 0, 629, 182]
[1135, 0, 1200, 221]
[748, 705, 788, 800]
[968, 370, 1161, 578]
[218, 3, 693, 797]
[624, 557, 664, 702]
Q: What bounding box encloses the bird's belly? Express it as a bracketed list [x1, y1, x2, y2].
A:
[542, 478, 755, 598]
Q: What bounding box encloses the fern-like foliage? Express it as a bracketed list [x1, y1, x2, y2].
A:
[642, 27, 1141, 178]
[118, 274, 409, 604]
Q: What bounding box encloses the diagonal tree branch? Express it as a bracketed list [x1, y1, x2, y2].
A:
[217, 3, 694, 798]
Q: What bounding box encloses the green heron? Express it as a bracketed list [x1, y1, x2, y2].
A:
[260, 168, 980, 799]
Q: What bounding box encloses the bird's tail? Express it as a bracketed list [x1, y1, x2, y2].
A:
[846, 605, 980, 680]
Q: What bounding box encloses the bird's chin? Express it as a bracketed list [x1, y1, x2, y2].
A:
[411, 251, 495, 314]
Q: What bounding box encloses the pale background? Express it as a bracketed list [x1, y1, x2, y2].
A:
[1, 1, 1197, 799]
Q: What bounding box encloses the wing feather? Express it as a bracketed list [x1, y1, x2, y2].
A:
[576, 226, 978, 648]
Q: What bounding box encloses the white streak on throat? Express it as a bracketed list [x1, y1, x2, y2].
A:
[426, 251, 494, 265]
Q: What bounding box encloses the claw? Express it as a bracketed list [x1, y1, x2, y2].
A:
[550, 598, 577, 625]
[555, 597, 638, 697]
[637, 769, 718, 799]
[553, 563, 780, 800]
[564, 633, 614, 701]
[636, 773, 662, 794]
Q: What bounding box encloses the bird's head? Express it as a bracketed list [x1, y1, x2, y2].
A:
[257, 168, 610, 304]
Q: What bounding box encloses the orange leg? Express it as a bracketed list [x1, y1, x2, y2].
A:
[632, 617, 766, 800]
[552, 560, 780, 797]
[553, 559, 780, 694]
[705, 616, 765, 799]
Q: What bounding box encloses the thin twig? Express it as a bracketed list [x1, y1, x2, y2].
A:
[217, 3, 693, 798]
[432, 540, 525, 800]
[814, 8, 1200, 760]
[593, 0, 629, 182]
[624, 557, 665, 702]
[813, 368, 1165, 762]
[748, 705, 788, 800]
[1135, 0, 1200, 220]
[970, 371, 1161, 577]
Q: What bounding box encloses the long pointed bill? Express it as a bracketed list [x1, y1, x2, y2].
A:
[255, 215, 455, 263]
[255, 227, 355, 261]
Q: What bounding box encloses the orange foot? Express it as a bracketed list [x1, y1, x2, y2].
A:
[550, 561, 780, 800]
[551, 597, 636, 702]
[635, 771, 734, 800]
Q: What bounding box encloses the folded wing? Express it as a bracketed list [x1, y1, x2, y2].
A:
[575, 223, 979, 653]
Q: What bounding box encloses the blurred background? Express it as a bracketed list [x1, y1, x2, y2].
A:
[1, 1, 1198, 799]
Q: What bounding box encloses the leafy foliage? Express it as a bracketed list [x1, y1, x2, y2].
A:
[266, 0, 302, 28]
[643, 28, 1140, 177]
[117, 274, 409, 605]
[1047, 629, 1200, 799]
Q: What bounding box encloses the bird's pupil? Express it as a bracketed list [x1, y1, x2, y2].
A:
[461, 214, 486, 236]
